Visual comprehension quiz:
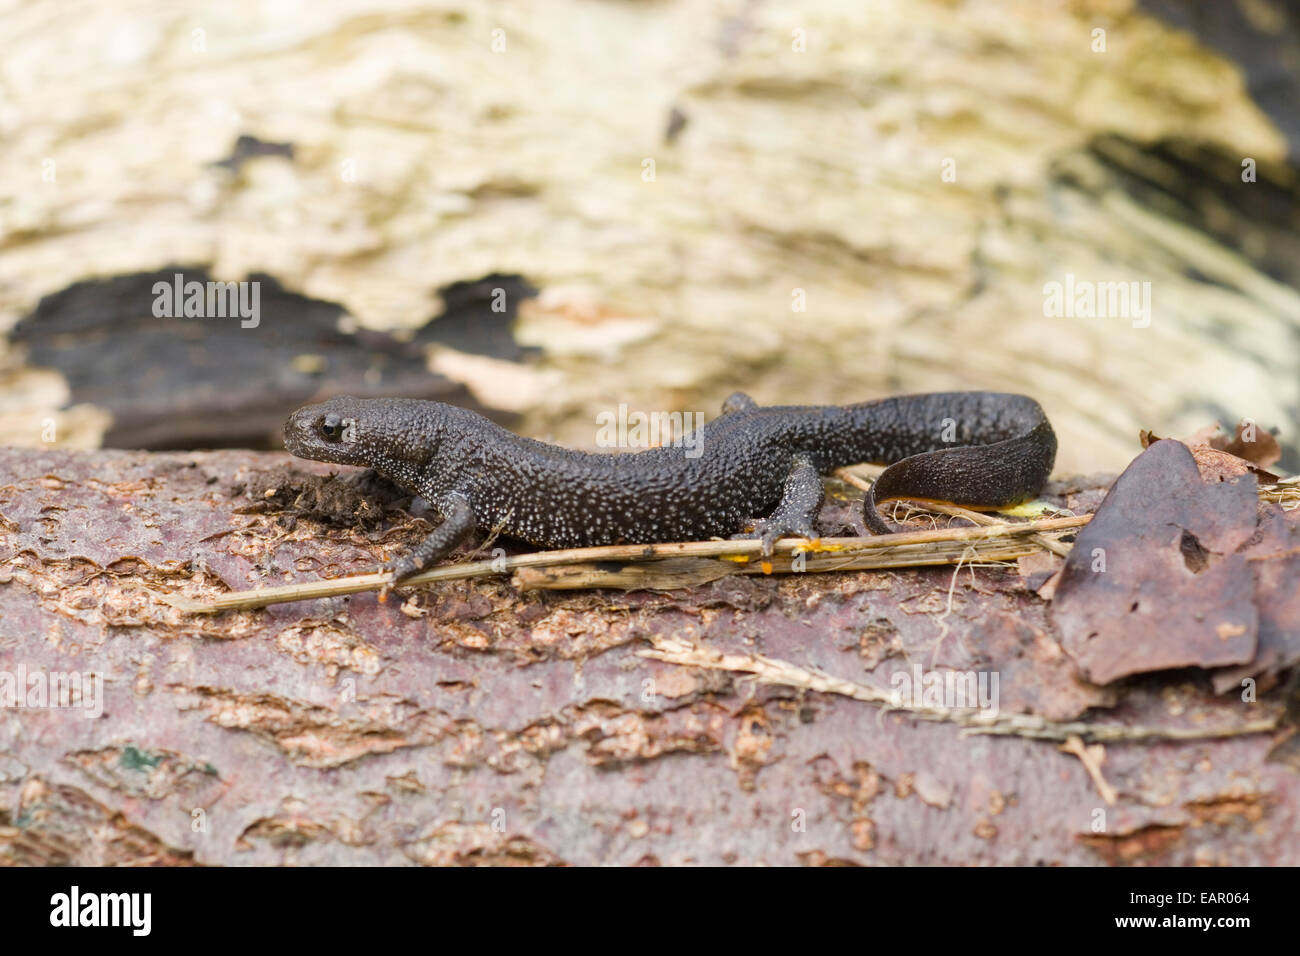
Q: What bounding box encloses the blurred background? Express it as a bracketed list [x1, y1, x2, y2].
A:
[1, 0, 1297, 473]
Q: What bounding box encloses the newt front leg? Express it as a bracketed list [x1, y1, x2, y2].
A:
[385, 494, 476, 582]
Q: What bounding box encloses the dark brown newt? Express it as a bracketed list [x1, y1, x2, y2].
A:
[283, 391, 1057, 581]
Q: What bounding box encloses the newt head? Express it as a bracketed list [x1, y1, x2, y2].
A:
[283, 395, 442, 470]
[283, 395, 369, 466]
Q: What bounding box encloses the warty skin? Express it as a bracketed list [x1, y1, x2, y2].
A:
[283, 391, 1057, 581]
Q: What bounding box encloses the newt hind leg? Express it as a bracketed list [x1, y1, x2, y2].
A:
[733, 453, 824, 556]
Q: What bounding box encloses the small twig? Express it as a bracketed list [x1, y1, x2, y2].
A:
[513, 541, 1036, 591]
[1260, 475, 1300, 512]
[1059, 735, 1117, 805]
[911, 500, 1075, 558]
[637, 635, 1283, 744]
[160, 514, 1092, 613]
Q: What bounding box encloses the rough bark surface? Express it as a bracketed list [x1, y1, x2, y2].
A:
[0, 448, 1295, 866]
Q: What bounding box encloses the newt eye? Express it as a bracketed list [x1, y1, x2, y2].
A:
[319, 414, 343, 441]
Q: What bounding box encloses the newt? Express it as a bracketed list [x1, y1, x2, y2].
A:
[283, 391, 1057, 582]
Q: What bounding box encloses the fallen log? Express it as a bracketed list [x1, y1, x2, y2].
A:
[0, 445, 1295, 865]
